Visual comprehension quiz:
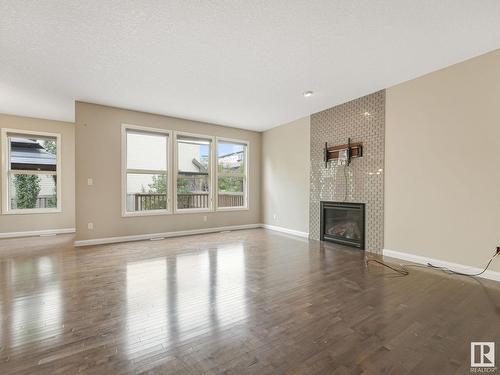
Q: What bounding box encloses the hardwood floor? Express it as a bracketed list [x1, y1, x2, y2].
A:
[0, 229, 499, 374]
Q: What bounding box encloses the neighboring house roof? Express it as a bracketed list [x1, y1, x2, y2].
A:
[10, 138, 56, 171]
[219, 150, 244, 159]
[218, 150, 244, 170]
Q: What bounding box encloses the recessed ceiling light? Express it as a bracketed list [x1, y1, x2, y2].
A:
[303, 91, 314, 97]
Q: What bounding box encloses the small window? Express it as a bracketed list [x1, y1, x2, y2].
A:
[216, 139, 248, 209]
[123, 126, 169, 215]
[175, 134, 213, 211]
[1, 130, 61, 213]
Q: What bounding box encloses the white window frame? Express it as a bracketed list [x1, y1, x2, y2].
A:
[121, 124, 172, 217]
[215, 137, 249, 211]
[173, 131, 215, 214]
[1, 128, 62, 215]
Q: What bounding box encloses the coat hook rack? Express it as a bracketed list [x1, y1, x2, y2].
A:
[324, 137, 363, 167]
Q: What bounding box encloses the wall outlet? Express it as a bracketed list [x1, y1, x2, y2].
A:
[203, 215, 208, 222]
[273, 214, 278, 221]
[87, 222, 94, 230]
[87, 178, 93, 186]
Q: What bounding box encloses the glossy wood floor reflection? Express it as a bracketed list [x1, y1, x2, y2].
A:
[1, 229, 500, 374]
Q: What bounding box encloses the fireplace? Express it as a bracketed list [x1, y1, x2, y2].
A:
[320, 201, 365, 249]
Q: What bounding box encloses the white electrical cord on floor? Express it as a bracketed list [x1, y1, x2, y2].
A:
[366, 248, 499, 278]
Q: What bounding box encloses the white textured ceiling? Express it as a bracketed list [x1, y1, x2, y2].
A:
[2, 1, 500, 131]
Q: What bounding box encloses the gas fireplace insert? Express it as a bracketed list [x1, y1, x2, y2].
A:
[320, 201, 365, 250]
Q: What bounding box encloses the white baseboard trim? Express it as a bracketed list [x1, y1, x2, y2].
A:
[0, 228, 76, 239]
[383, 248, 500, 283]
[260, 224, 309, 239]
[73, 224, 262, 247]
[74, 223, 310, 247]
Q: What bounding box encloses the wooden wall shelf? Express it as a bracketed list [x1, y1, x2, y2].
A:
[323, 138, 363, 167]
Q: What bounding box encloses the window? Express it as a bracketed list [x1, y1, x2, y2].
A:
[121, 127, 249, 215]
[175, 133, 213, 211]
[1, 129, 61, 214]
[216, 139, 248, 209]
[122, 125, 170, 216]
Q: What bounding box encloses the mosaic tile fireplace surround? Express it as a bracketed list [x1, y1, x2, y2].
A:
[309, 90, 385, 253]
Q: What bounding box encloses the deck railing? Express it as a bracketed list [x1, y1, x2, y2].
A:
[132, 193, 167, 211]
[177, 192, 209, 209]
[128, 192, 244, 211]
[217, 192, 244, 208]
[10, 196, 56, 209]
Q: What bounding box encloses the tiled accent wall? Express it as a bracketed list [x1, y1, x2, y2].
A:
[309, 90, 385, 253]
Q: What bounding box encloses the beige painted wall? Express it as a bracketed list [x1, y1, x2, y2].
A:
[262, 116, 310, 233]
[0, 114, 75, 233]
[386, 48, 500, 272]
[75, 102, 261, 240]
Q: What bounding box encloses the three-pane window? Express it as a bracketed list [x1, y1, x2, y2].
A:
[121, 125, 248, 216]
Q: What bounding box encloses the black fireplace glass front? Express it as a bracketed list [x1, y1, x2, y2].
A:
[320, 201, 365, 249]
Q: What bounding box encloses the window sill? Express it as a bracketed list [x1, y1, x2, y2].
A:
[216, 206, 249, 212]
[122, 210, 171, 218]
[2, 208, 62, 215]
[174, 208, 213, 214]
